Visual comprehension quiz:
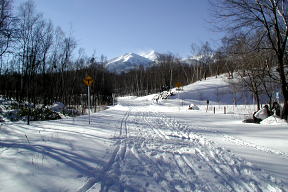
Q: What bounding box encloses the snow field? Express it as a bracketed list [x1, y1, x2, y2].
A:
[1, 75, 287, 192]
[0, 111, 124, 192]
[82, 103, 288, 191]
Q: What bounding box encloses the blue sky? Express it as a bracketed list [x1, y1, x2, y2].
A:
[15, 0, 223, 59]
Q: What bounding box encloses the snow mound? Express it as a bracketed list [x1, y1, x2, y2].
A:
[0, 105, 5, 113]
[261, 116, 287, 125]
[188, 103, 200, 110]
[49, 102, 65, 112]
[112, 104, 129, 111]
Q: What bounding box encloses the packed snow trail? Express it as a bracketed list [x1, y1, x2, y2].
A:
[86, 107, 287, 192]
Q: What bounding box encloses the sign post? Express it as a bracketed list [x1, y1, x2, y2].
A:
[175, 82, 183, 90]
[206, 99, 209, 112]
[83, 75, 94, 124]
[176, 82, 183, 111]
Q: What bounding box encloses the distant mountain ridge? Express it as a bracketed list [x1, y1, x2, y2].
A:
[105, 50, 199, 73]
[105, 53, 154, 74]
[105, 51, 161, 73]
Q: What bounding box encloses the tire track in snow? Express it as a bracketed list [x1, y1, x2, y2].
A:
[131, 110, 230, 191]
[80, 109, 288, 192]
[132, 110, 288, 192]
[141, 111, 168, 139]
[126, 111, 193, 191]
[174, 121, 288, 161]
[99, 108, 131, 192]
[179, 122, 288, 160]
[223, 135, 288, 160]
[139, 112, 229, 191]
[143, 113, 232, 191]
[77, 109, 131, 192]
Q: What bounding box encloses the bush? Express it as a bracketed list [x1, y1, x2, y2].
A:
[18, 107, 61, 121]
[4, 109, 21, 121]
[62, 107, 81, 117]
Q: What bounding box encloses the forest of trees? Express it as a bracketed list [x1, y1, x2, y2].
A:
[0, 0, 287, 120]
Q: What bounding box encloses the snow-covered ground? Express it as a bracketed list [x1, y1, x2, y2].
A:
[1, 76, 287, 192]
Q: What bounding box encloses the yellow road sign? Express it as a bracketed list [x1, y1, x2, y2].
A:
[175, 82, 183, 88]
[83, 75, 94, 86]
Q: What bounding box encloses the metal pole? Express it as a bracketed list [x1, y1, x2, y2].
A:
[178, 91, 180, 111]
[88, 85, 91, 124]
[112, 93, 115, 106]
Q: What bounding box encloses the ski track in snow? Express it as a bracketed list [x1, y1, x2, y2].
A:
[181, 124, 288, 160]
[80, 107, 288, 192]
[223, 135, 288, 160]
[77, 109, 131, 192]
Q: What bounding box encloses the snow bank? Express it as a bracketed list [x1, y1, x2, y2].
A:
[261, 116, 288, 125]
[111, 104, 129, 111]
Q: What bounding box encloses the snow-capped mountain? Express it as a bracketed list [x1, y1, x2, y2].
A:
[105, 50, 204, 73]
[140, 50, 160, 62]
[105, 53, 154, 73]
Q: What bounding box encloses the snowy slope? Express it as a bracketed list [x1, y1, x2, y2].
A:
[140, 50, 160, 61]
[169, 75, 269, 106]
[105, 53, 154, 73]
[1, 76, 287, 192]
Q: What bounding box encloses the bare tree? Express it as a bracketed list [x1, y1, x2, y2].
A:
[16, 0, 40, 124]
[197, 42, 214, 80]
[0, 0, 14, 57]
[212, 0, 288, 119]
[39, 20, 53, 74]
[16, 0, 56, 123]
[157, 53, 178, 90]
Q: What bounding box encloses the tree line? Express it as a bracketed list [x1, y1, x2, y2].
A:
[0, 0, 287, 120]
[0, 0, 113, 107]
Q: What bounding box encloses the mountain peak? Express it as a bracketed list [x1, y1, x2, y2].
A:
[140, 50, 160, 61]
[106, 53, 154, 73]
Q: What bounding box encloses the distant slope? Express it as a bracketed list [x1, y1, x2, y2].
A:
[169, 75, 262, 105]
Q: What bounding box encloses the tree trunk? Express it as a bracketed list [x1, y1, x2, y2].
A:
[278, 56, 288, 120]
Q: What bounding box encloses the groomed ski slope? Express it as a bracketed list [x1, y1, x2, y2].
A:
[1, 76, 288, 192]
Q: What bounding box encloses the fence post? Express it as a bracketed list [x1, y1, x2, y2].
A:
[214, 107, 215, 114]
[224, 106, 226, 114]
